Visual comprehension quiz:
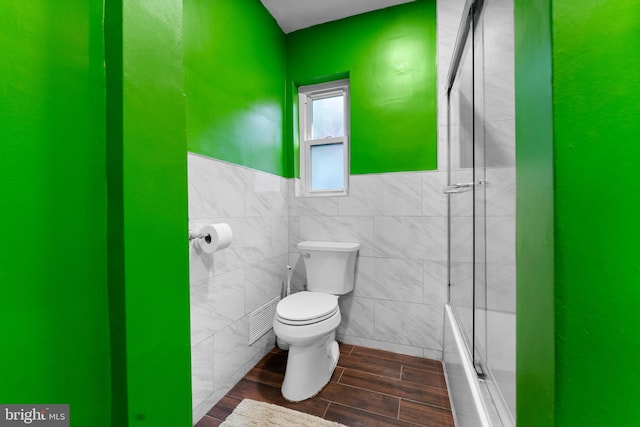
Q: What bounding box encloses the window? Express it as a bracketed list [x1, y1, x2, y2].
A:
[298, 79, 350, 196]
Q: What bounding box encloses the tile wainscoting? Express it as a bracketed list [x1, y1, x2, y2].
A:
[287, 172, 449, 360]
[188, 152, 450, 423]
[188, 153, 289, 421]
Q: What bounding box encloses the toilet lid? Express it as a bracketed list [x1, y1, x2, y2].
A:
[276, 291, 339, 324]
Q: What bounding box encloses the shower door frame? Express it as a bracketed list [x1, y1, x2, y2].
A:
[445, 0, 516, 425]
[446, 0, 487, 379]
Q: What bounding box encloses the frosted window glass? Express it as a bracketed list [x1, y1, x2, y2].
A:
[312, 95, 344, 139]
[310, 143, 344, 191]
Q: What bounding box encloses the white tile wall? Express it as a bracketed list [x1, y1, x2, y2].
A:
[188, 154, 289, 423]
[337, 295, 376, 339]
[189, 153, 453, 423]
[299, 215, 375, 256]
[422, 171, 449, 216]
[191, 336, 214, 410]
[244, 255, 288, 314]
[424, 259, 448, 305]
[374, 300, 444, 349]
[374, 216, 447, 260]
[289, 170, 450, 359]
[355, 257, 424, 302]
[338, 173, 423, 216]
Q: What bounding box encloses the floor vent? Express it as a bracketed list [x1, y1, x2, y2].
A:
[248, 296, 280, 345]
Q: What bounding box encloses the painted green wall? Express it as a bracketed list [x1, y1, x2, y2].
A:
[514, 0, 555, 424]
[184, 0, 436, 178]
[184, 0, 286, 176]
[286, 0, 437, 176]
[0, 1, 111, 425]
[552, 0, 640, 424]
[106, 0, 192, 426]
[516, 0, 640, 425]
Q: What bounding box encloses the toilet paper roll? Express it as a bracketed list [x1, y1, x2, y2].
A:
[198, 223, 233, 254]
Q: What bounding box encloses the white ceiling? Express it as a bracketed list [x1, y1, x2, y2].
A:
[260, 0, 416, 34]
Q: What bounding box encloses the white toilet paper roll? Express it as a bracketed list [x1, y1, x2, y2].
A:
[198, 223, 233, 253]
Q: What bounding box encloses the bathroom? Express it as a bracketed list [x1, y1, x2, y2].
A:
[1, 0, 639, 426]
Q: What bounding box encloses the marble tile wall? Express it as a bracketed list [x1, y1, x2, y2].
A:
[189, 153, 453, 423]
[188, 153, 288, 423]
[287, 171, 449, 360]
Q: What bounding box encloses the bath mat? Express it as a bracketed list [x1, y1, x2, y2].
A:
[220, 398, 347, 427]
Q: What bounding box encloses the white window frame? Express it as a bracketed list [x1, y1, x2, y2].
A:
[298, 79, 350, 197]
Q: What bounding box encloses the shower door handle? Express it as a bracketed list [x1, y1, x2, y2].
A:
[443, 182, 474, 194]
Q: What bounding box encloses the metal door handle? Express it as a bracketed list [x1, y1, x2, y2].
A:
[443, 182, 474, 194]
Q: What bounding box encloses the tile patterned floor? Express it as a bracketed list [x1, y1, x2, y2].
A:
[195, 343, 454, 427]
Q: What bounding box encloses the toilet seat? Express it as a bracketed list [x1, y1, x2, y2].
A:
[276, 291, 339, 326]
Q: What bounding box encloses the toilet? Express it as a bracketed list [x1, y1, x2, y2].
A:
[273, 240, 360, 402]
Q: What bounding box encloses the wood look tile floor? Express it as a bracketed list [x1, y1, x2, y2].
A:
[196, 343, 455, 427]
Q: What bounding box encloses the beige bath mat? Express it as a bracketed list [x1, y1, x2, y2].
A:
[220, 398, 347, 427]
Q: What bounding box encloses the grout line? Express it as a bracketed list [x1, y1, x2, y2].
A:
[339, 368, 452, 411]
[349, 345, 445, 373]
[328, 401, 426, 427]
[403, 364, 447, 376]
[399, 396, 453, 412]
[339, 343, 355, 357]
[327, 396, 401, 422]
[322, 402, 330, 419]
[340, 362, 446, 391]
[331, 378, 402, 405]
[336, 364, 402, 381]
[400, 366, 449, 389]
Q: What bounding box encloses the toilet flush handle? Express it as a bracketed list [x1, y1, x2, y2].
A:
[301, 253, 310, 258]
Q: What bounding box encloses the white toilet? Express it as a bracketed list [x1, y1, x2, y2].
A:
[273, 240, 360, 402]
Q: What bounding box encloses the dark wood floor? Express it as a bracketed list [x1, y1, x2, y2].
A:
[196, 343, 455, 427]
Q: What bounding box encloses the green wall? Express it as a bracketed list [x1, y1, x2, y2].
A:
[0, 0, 191, 425]
[286, 0, 437, 176]
[0, 1, 111, 425]
[552, 0, 640, 424]
[184, 0, 286, 176]
[184, 0, 436, 178]
[516, 0, 640, 425]
[106, 0, 192, 425]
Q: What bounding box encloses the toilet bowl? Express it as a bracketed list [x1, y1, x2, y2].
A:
[273, 291, 341, 401]
[273, 241, 359, 402]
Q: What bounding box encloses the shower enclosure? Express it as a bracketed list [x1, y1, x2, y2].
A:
[443, 0, 515, 425]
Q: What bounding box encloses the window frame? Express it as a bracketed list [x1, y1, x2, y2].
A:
[298, 79, 350, 197]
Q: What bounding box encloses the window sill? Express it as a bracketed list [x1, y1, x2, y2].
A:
[292, 178, 349, 198]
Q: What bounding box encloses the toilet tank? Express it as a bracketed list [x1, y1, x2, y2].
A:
[298, 241, 360, 295]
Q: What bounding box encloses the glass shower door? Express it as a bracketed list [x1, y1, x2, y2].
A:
[447, 0, 516, 424]
[479, 0, 517, 419]
[448, 13, 488, 378]
[448, 28, 475, 358]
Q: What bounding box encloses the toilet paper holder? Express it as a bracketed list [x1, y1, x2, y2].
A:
[188, 231, 212, 244]
[189, 223, 233, 253]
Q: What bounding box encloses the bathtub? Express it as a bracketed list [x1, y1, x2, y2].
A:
[443, 304, 515, 427]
